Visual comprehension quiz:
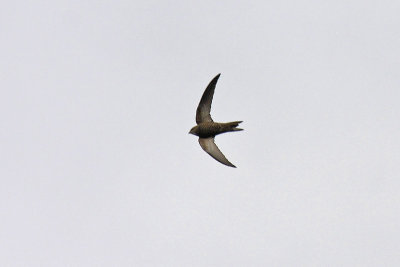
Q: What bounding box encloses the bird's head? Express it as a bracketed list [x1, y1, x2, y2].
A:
[189, 126, 199, 136]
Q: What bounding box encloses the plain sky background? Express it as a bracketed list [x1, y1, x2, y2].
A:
[1, 0, 400, 266]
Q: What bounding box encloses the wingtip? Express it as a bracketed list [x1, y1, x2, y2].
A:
[228, 162, 237, 168]
[211, 73, 221, 83]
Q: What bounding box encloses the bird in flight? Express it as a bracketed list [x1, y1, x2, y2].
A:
[189, 74, 243, 168]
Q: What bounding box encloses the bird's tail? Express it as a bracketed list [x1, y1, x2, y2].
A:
[226, 121, 243, 131]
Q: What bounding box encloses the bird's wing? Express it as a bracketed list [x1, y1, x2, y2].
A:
[198, 137, 236, 168]
[196, 74, 220, 124]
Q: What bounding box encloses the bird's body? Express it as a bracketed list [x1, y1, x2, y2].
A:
[189, 121, 243, 138]
[189, 74, 243, 168]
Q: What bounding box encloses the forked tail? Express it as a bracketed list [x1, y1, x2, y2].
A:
[227, 121, 243, 131]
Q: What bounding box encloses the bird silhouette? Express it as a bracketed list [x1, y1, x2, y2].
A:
[189, 74, 243, 167]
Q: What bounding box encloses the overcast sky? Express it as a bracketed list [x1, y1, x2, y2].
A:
[1, 0, 400, 266]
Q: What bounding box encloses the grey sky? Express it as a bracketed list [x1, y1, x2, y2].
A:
[1, 0, 400, 266]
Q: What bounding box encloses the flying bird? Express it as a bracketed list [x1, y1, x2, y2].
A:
[189, 74, 243, 168]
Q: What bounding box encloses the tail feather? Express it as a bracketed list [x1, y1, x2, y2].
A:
[228, 120, 243, 127]
[232, 128, 243, 131]
[227, 121, 243, 132]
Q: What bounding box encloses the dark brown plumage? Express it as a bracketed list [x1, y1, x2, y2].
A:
[189, 74, 243, 168]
